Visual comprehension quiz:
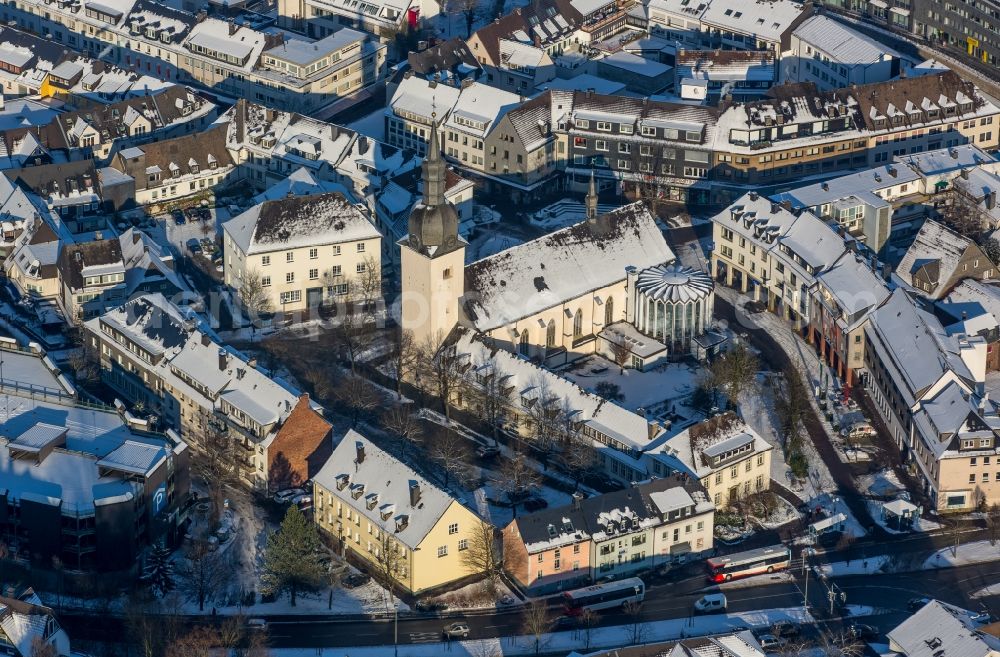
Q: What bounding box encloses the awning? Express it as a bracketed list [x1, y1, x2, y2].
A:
[890, 6, 910, 15]
[868, 0, 887, 8]
[670, 541, 692, 555]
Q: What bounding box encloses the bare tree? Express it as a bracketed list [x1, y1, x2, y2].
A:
[816, 631, 865, 657]
[350, 255, 383, 325]
[31, 637, 59, 657]
[384, 327, 417, 397]
[939, 178, 990, 238]
[417, 333, 469, 424]
[711, 342, 759, 410]
[523, 384, 564, 469]
[380, 403, 425, 458]
[608, 338, 632, 375]
[166, 626, 220, 657]
[334, 373, 382, 427]
[470, 362, 512, 442]
[189, 419, 250, 524]
[373, 530, 405, 607]
[177, 538, 232, 612]
[561, 428, 601, 492]
[428, 426, 472, 488]
[460, 519, 507, 594]
[521, 600, 552, 656]
[580, 608, 600, 652]
[330, 307, 376, 375]
[492, 448, 542, 517]
[623, 599, 648, 645]
[238, 268, 273, 324]
[67, 343, 100, 385]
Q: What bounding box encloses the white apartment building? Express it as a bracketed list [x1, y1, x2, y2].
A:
[787, 15, 903, 90]
[277, 0, 440, 41]
[222, 192, 382, 313]
[0, 0, 386, 113]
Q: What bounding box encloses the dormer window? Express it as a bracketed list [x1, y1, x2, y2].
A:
[336, 474, 350, 490]
[350, 483, 365, 499]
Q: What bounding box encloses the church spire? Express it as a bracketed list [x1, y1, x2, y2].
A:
[586, 168, 598, 222]
[423, 114, 447, 208]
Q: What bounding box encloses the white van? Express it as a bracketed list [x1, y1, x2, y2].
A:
[694, 593, 727, 614]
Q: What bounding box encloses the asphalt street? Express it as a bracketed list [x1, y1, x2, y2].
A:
[60, 557, 1000, 649]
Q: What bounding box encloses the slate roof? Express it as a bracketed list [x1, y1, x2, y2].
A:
[895, 219, 976, 298]
[464, 202, 675, 331]
[407, 38, 480, 77]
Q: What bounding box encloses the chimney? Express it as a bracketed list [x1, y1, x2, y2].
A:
[749, 191, 759, 201]
[409, 481, 421, 507]
[572, 492, 584, 510]
[228, 18, 237, 35]
[355, 441, 365, 464]
[962, 310, 968, 320]
[461, 77, 474, 89]
[961, 168, 970, 179]
[887, 165, 897, 178]
[218, 348, 227, 371]
[988, 190, 997, 210]
[94, 230, 103, 240]
[201, 333, 211, 347]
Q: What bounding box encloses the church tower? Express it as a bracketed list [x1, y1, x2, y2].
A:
[399, 119, 467, 348]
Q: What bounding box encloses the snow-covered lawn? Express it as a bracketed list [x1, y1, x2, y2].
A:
[561, 354, 704, 418]
[426, 579, 522, 611]
[857, 470, 905, 498]
[209, 580, 409, 616]
[815, 555, 889, 577]
[924, 540, 1000, 569]
[269, 607, 814, 657]
[971, 582, 1000, 599]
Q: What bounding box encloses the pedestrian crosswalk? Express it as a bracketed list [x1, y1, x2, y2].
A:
[409, 632, 440, 644]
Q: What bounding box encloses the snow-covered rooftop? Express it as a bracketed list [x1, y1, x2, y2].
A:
[793, 15, 900, 64]
[464, 202, 674, 331]
[223, 192, 380, 255]
[314, 429, 475, 549]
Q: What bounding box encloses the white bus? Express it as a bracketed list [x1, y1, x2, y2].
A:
[706, 545, 791, 582]
[562, 578, 645, 615]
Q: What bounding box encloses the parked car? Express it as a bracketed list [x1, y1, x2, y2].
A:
[174, 212, 186, 225]
[442, 622, 470, 639]
[476, 445, 500, 459]
[186, 238, 202, 254]
[292, 494, 312, 509]
[908, 597, 932, 612]
[273, 488, 305, 504]
[756, 633, 785, 651]
[246, 618, 267, 631]
[553, 616, 578, 630]
[523, 497, 549, 512]
[847, 623, 879, 641]
[693, 593, 727, 614]
[341, 572, 371, 588]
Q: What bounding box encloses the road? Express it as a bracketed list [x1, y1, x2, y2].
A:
[60, 552, 1000, 649]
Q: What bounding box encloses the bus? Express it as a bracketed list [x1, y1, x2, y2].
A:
[563, 578, 645, 615]
[706, 546, 791, 583]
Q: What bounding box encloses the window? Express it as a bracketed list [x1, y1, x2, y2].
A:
[546, 320, 556, 347]
[262, 255, 270, 266]
[279, 290, 301, 304]
[357, 243, 366, 252]
[309, 269, 319, 280]
[309, 248, 318, 259]
[970, 473, 977, 483]
[333, 245, 341, 256]
[605, 297, 614, 326]
[573, 308, 583, 338]
[286, 272, 295, 283]
[448, 523, 458, 535]
[286, 251, 294, 263]
[437, 546, 448, 557]
[357, 263, 367, 274]
[458, 539, 468, 551]
[261, 276, 271, 287]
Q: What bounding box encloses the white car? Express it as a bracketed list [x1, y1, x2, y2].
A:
[273, 488, 305, 504]
[247, 618, 267, 631]
[694, 593, 727, 614]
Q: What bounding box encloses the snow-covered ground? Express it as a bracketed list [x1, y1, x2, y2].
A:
[561, 354, 703, 418]
[269, 607, 813, 657]
[815, 555, 889, 577]
[971, 582, 1000, 599]
[924, 540, 1000, 569]
[857, 470, 905, 498]
[426, 579, 522, 610]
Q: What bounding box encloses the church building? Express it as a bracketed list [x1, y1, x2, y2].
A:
[399, 123, 716, 368]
